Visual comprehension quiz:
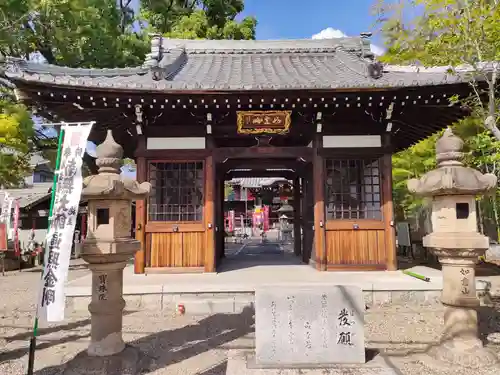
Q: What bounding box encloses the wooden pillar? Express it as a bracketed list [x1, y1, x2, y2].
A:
[301, 175, 309, 264]
[382, 134, 397, 271]
[293, 176, 302, 256]
[134, 137, 147, 274]
[218, 169, 226, 260]
[204, 154, 216, 272]
[313, 135, 326, 271]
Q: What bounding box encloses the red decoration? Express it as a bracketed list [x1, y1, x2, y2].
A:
[0, 223, 7, 252]
[177, 304, 186, 315]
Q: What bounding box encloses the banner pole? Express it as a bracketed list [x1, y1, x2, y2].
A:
[27, 127, 65, 375]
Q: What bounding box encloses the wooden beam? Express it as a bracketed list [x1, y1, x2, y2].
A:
[220, 159, 302, 172]
[135, 148, 210, 159]
[213, 146, 313, 162]
[319, 147, 387, 158]
[226, 170, 296, 179]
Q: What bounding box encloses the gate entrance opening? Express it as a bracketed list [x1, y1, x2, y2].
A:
[214, 160, 311, 271]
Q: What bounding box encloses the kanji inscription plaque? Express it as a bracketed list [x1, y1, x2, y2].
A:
[236, 111, 292, 135]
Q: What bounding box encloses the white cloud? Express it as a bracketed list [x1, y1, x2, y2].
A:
[312, 27, 385, 56]
[369, 44, 385, 57]
[312, 27, 347, 40]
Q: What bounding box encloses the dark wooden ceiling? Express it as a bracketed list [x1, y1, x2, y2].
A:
[16, 82, 474, 157]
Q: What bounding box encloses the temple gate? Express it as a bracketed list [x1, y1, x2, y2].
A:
[5, 35, 474, 273]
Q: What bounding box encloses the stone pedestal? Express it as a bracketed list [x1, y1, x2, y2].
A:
[423, 251, 498, 368]
[87, 262, 127, 357]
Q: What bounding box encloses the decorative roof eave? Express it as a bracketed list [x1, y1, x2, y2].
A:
[7, 74, 472, 95]
[4, 54, 476, 94]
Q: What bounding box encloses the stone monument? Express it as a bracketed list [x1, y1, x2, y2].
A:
[81, 130, 151, 356]
[226, 286, 397, 374]
[255, 286, 366, 367]
[407, 128, 499, 368]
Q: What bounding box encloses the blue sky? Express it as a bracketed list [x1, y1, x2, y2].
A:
[239, 0, 382, 44]
[129, 0, 387, 53]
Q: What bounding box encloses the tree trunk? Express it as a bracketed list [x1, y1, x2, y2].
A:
[484, 69, 500, 140]
[492, 196, 500, 241]
[484, 116, 500, 141]
[477, 199, 485, 234]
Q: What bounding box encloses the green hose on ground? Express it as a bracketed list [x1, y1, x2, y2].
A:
[403, 270, 430, 282]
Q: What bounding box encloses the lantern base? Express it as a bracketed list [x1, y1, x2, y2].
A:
[426, 338, 498, 369]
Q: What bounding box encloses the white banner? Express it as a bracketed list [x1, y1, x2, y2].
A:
[13, 199, 20, 255]
[0, 193, 14, 236]
[38, 123, 93, 323]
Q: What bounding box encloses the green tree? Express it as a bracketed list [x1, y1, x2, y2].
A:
[0, 91, 34, 188]
[375, 1, 500, 238]
[140, 0, 256, 39]
[392, 134, 439, 220]
[374, 0, 500, 140]
[164, 9, 256, 39]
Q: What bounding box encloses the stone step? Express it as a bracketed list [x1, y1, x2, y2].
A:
[65, 288, 494, 315]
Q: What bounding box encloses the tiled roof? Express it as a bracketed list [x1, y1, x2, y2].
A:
[29, 153, 50, 167]
[0, 183, 52, 209]
[4, 37, 470, 92]
[228, 177, 290, 188]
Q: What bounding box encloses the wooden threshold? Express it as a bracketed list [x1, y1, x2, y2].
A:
[326, 264, 387, 271]
[145, 267, 206, 274]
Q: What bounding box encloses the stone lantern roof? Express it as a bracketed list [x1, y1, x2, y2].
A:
[407, 128, 497, 196]
[82, 130, 151, 200]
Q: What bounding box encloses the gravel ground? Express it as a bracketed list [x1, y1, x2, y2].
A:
[1, 265, 500, 375]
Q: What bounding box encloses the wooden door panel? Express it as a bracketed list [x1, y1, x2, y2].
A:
[326, 229, 386, 266]
[150, 232, 183, 267]
[149, 232, 204, 267]
[184, 232, 205, 267]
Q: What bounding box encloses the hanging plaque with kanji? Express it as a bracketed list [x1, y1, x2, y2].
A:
[236, 111, 292, 135]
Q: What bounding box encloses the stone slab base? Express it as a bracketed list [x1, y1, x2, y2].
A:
[65, 288, 496, 315]
[225, 350, 399, 375]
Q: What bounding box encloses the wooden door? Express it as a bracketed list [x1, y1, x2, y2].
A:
[324, 158, 387, 270]
[145, 160, 207, 272]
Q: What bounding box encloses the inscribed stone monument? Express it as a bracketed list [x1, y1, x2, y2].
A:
[255, 285, 365, 367]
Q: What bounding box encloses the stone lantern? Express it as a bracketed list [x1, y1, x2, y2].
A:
[81, 130, 151, 356]
[407, 128, 498, 368]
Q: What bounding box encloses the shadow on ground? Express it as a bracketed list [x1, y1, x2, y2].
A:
[33, 306, 255, 375]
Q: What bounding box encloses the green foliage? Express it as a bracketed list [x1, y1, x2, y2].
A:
[164, 9, 256, 39]
[375, 1, 500, 138]
[139, 0, 255, 39]
[0, 95, 34, 187]
[376, 1, 500, 237]
[392, 133, 440, 220]
[0, 0, 148, 67]
[374, 0, 500, 65]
